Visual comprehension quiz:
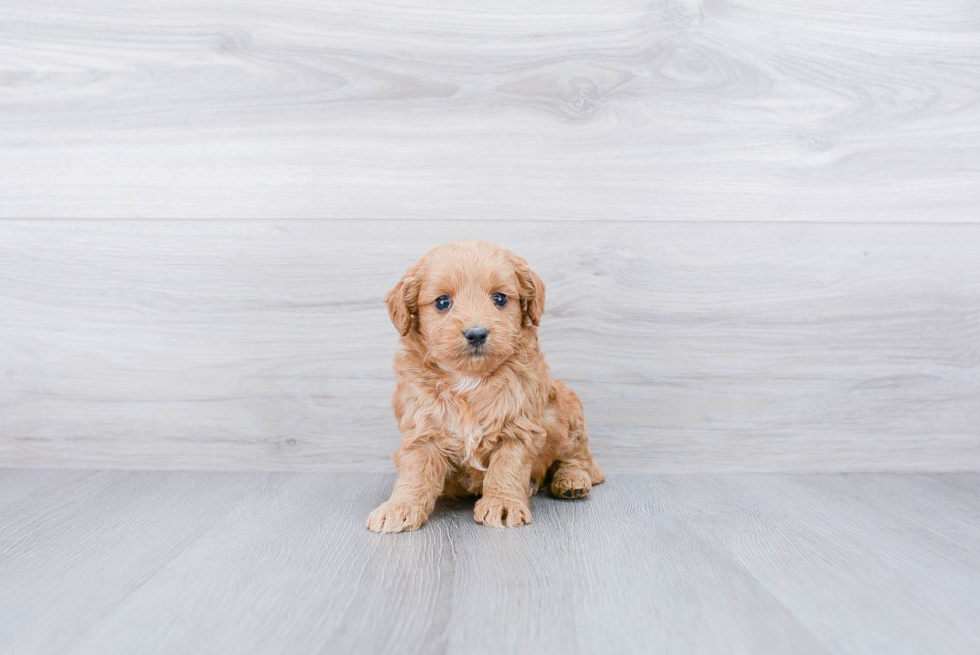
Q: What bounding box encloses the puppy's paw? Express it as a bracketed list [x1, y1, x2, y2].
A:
[366, 500, 428, 533]
[474, 495, 531, 528]
[529, 477, 541, 496]
[550, 467, 592, 499]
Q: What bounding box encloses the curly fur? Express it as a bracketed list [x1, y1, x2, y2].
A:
[367, 240, 604, 533]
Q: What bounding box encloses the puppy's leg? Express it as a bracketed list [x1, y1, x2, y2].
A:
[367, 444, 447, 533]
[474, 435, 537, 528]
[549, 386, 604, 500]
[526, 456, 549, 498]
[551, 434, 604, 499]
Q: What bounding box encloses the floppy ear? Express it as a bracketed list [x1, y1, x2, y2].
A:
[511, 254, 546, 327]
[385, 263, 422, 336]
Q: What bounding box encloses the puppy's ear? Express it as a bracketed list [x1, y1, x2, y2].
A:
[511, 254, 546, 327]
[385, 263, 422, 336]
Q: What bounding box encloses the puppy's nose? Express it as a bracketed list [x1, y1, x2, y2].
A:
[464, 326, 489, 347]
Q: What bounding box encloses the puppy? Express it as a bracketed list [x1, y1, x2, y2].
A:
[367, 240, 604, 532]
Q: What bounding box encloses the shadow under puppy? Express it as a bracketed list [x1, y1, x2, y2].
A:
[367, 240, 604, 533]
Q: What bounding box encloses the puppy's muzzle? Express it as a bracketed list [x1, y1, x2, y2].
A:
[464, 326, 489, 349]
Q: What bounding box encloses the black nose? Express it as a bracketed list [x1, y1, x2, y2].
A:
[464, 326, 489, 347]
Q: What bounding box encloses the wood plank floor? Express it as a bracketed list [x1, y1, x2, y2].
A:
[1, 470, 977, 654]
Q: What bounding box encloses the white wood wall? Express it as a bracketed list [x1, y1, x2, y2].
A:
[1, 0, 978, 471]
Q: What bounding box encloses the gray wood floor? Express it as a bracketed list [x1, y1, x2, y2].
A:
[1, 469, 978, 654]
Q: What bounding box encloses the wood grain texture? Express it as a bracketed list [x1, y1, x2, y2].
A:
[663, 474, 980, 652]
[0, 470, 264, 653]
[1, 0, 978, 220]
[2, 220, 978, 472]
[1, 470, 978, 654]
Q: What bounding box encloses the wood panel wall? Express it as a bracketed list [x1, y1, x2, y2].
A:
[1, 0, 978, 471]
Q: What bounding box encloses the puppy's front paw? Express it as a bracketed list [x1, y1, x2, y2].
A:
[474, 495, 531, 528]
[366, 500, 428, 533]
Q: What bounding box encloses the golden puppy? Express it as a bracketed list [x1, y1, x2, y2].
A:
[367, 240, 604, 533]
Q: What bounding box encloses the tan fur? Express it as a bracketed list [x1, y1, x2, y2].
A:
[367, 240, 604, 533]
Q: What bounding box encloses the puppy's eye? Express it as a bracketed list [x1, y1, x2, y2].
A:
[434, 295, 452, 312]
[492, 293, 507, 308]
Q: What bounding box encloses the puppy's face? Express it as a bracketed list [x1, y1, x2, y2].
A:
[386, 240, 545, 377]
